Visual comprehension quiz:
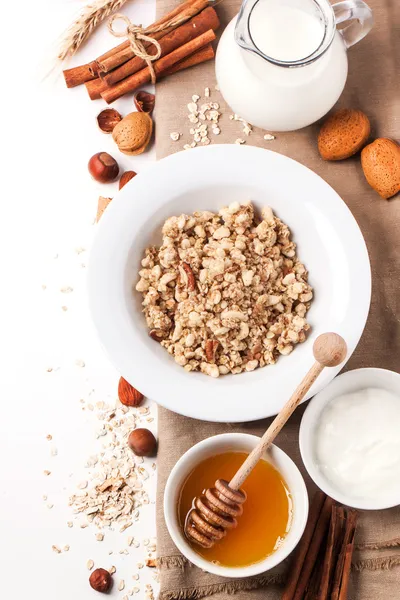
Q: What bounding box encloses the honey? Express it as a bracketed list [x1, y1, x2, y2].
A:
[178, 451, 292, 567]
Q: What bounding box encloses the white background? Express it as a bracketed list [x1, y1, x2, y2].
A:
[1, 1, 160, 598]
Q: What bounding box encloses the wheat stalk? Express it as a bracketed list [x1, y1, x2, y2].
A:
[58, 0, 129, 61]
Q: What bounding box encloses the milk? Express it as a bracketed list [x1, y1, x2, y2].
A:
[215, 0, 349, 131]
[249, 4, 324, 62]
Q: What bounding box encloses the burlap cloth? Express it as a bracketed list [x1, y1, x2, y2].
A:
[154, 0, 400, 597]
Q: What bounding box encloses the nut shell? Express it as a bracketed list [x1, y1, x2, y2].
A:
[96, 108, 122, 133]
[318, 109, 371, 161]
[134, 91, 155, 114]
[361, 138, 400, 199]
[112, 112, 153, 156]
[118, 377, 144, 407]
[128, 428, 157, 457]
[89, 568, 112, 593]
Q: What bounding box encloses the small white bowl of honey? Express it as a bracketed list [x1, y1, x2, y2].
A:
[164, 433, 308, 578]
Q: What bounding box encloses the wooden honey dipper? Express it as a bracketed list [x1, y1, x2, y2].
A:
[184, 332, 347, 549]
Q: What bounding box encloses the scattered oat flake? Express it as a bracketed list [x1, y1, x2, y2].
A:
[75, 247, 86, 254]
[46, 434, 52, 441]
[46, 367, 53, 373]
[61, 306, 68, 312]
[170, 132, 180, 141]
[47, 503, 54, 509]
[42, 284, 47, 290]
[52, 545, 61, 554]
[264, 133, 276, 140]
[50, 446, 58, 456]
[183, 144, 192, 150]
[132, 574, 139, 580]
[87, 559, 94, 570]
[63, 545, 70, 552]
[109, 566, 116, 575]
[133, 588, 140, 594]
[235, 138, 245, 145]
[44, 470, 51, 476]
[60, 286, 73, 293]
[192, 94, 200, 102]
[43, 495, 48, 501]
[67, 521, 73, 528]
[75, 359, 85, 367]
[205, 87, 210, 97]
[187, 102, 197, 113]
[77, 481, 88, 490]
[96, 533, 104, 541]
[137, 562, 144, 569]
[119, 580, 126, 591]
[127, 536, 134, 546]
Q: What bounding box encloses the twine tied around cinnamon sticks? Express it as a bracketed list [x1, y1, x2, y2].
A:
[107, 4, 210, 84]
[108, 14, 162, 83]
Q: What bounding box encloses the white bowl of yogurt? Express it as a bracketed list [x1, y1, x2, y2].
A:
[300, 368, 400, 510]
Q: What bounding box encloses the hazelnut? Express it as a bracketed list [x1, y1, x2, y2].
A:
[118, 377, 144, 407]
[88, 152, 119, 183]
[96, 108, 122, 133]
[89, 568, 112, 593]
[119, 171, 137, 190]
[112, 112, 153, 156]
[128, 428, 157, 457]
[134, 91, 155, 115]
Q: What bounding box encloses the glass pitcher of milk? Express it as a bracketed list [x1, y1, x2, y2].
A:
[215, 0, 373, 131]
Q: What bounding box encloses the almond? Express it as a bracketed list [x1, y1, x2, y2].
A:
[361, 138, 400, 199]
[318, 108, 371, 161]
[118, 377, 144, 407]
[181, 263, 196, 291]
[112, 112, 153, 156]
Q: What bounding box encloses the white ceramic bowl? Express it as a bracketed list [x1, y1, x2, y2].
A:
[300, 368, 400, 510]
[163, 433, 308, 578]
[88, 144, 371, 422]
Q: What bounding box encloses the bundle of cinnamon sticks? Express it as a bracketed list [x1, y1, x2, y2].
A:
[63, 0, 219, 103]
[282, 492, 358, 600]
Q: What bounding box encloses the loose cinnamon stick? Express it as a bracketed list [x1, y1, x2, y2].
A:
[85, 44, 214, 100]
[317, 504, 340, 600]
[281, 491, 326, 600]
[101, 7, 219, 86]
[162, 43, 214, 75]
[101, 29, 216, 104]
[338, 537, 356, 600]
[331, 509, 358, 600]
[98, 0, 210, 73]
[292, 496, 335, 600]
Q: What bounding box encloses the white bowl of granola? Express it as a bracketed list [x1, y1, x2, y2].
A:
[88, 145, 371, 422]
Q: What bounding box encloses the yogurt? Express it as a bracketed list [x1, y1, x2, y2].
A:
[314, 388, 400, 502]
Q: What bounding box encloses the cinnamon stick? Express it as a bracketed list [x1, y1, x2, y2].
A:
[317, 504, 341, 600]
[63, 41, 130, 88]
[85, 77, 108, 101]
[281, 491, 326, 600]
[63, 0, 205, 87]
[85, 44, 214, 100]
[331, 509, 358, 600]
[98, 0, 210, 73]
[338, 537, 356, 600]
[101, 7, 219, 86]
[162, 43, 214, 75]
[292, 495, 335, 600]
[101, 29, 216, 104]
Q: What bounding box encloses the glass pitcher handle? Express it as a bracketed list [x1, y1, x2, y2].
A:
[332, 0, 374, 48]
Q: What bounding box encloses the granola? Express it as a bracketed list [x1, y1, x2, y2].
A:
[135, 202, 313, 377]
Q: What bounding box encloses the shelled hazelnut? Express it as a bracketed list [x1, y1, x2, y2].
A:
[128, 429, 157, 457]
[89, 568, 112, 593]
